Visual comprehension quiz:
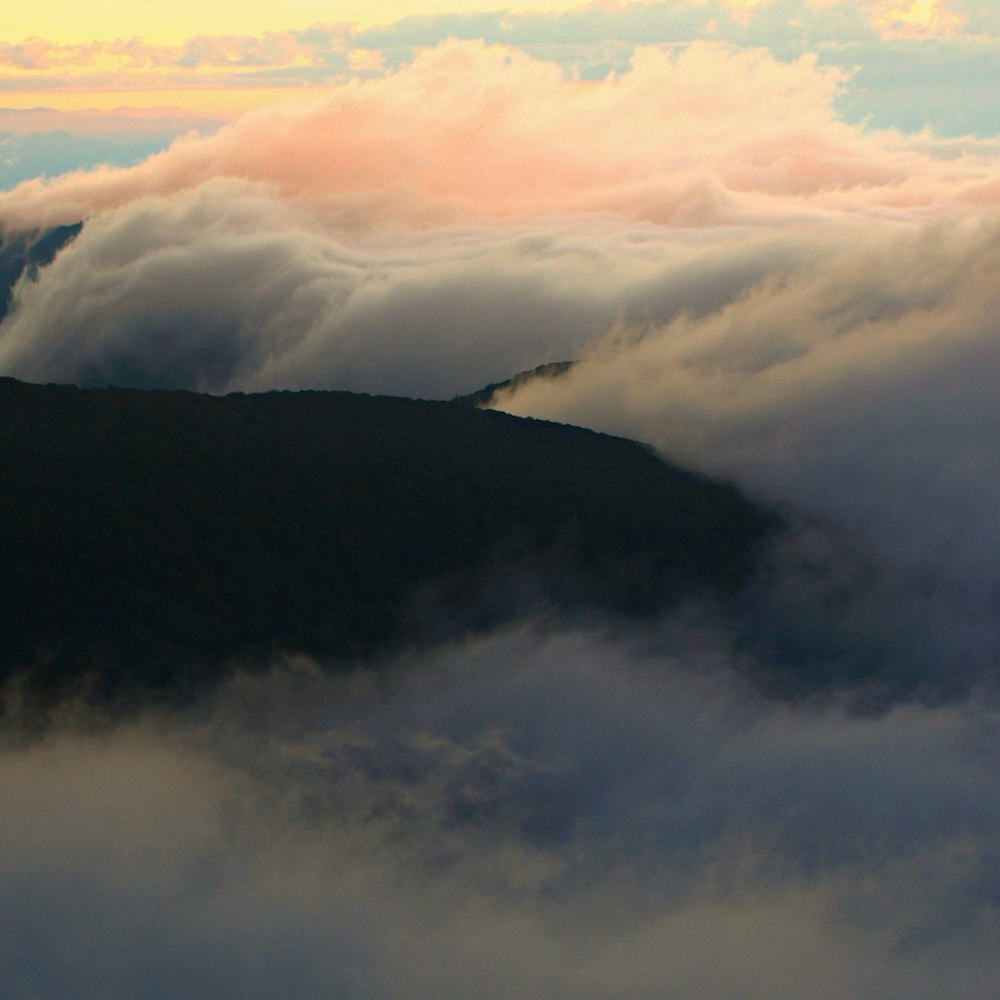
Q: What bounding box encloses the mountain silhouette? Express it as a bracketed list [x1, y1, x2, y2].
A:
[0, 377, 774, 704]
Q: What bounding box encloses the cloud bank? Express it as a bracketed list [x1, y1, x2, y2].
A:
[3, 40, 999, 231]
[0, 41, 996, 397]
[497, 217, 1000, 591]
[3, 626, 1000, 999]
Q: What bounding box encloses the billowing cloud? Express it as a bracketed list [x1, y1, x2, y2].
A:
[495, 217, 1000, 604]
[0, 43, 846, 227]
[3, 625, 1000, 998]
[0, 43, 996, 394]
[4, 40, 999, 233]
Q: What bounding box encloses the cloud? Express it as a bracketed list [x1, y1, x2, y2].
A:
[0, 179, 652, 395]
[0, 26, 352, 74]
[0, 24, 357, 97]
[0, 34, 996, 991]
[0, 42, 995, 399]
[0, 44, 844, 226]
[2, 625, 1000, 998]
[495, 216, 1000, 604]
[4, 39, 999, 233]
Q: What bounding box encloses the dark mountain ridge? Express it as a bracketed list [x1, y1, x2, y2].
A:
[0, 377, 774, 704]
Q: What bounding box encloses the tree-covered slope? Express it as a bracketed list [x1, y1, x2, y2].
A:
[0, 378, 774, 700]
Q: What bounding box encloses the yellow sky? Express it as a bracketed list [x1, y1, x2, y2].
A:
[0, 0, 602, 112]
[4, 1, 592, 44]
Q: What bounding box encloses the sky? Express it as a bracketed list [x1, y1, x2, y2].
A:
[4, 1, 593, 44]
[1, 2, 999, 997]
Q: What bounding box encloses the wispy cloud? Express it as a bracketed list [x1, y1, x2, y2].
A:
[0, 26, 356, 95]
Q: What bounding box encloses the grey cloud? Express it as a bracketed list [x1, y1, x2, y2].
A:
[3, 183, 997, 675]
[3, 624, 1000, 999]
[0, 21, 996, 997]
[498, 219, 1000, 603]
[0, 181, 807, 397]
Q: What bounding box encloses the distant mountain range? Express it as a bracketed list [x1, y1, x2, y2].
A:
[0, 133, 172, 189]
[0, 107, 222, 190]
[0, 377, 774, 705]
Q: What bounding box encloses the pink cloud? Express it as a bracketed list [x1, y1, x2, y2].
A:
[1, 41, 997, 236]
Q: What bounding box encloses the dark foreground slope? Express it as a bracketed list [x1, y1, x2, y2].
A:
[0, 378, 773, 701]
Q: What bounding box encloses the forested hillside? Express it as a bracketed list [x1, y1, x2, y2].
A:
[0, 377, 774, 702]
